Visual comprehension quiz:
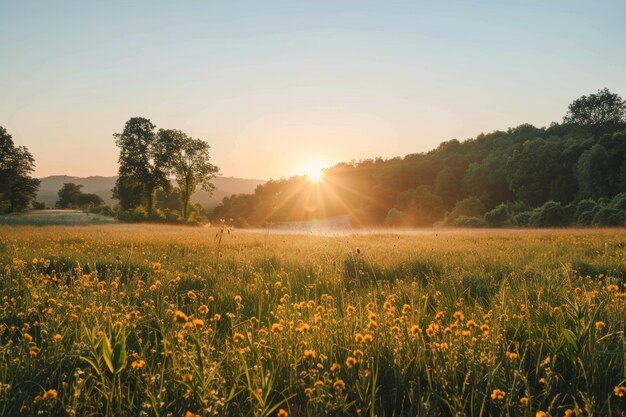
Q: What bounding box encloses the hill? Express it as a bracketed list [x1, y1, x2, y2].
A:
[37, 175, 264, 210]
[213, 90, 626, 228]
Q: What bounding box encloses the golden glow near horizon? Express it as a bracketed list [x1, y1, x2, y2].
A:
[299, 158, 328, 182]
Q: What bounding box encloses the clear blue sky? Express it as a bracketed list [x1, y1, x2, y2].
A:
[1, 0, 625, 179]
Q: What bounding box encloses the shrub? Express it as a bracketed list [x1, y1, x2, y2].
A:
[453, 216, 486, 228]
[530, 201, 568, 227]
[611, 192, 626, 210]
[513, 211, 533, 227]
[575, 199, 597, 222]
[385, 208, 405, 227]
[484, 203, 510, 227]
[32, 201, 46, 210]
[446, 197, 486, 224]
[577, 210, 595, 226]
[591, 207, 626, 226]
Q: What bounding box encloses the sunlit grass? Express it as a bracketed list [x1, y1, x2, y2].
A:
[0, 225, 624, 416]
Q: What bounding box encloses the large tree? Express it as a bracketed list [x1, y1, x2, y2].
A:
[114, 118, 175, 217]
[159, 129, 219, 219]
[563, 88, 626, 130]
[0, 126, 40, 213]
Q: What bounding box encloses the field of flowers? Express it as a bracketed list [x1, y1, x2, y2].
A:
[0, 225, 625, 417]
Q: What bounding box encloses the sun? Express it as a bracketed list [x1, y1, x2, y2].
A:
[304, 165, 324, 182]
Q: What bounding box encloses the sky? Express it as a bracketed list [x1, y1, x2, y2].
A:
[1, 0, 626, 180]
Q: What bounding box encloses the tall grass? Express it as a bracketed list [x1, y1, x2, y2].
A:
[0, 225, 624, 416]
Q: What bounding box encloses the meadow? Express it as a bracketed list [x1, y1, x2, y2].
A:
[0, 225, 624, 417]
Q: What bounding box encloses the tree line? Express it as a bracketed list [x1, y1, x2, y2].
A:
[0, 118, 219, 224]
[214, 88, 626, 228]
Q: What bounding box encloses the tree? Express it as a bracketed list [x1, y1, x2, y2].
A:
[114, 118, 175, 217]
[563, 88, 626, 130]
[0, 126, 40, 213]
[159, 129, 219, 220]
[434, 166, 459, 209]
[56, 183, 83, 208]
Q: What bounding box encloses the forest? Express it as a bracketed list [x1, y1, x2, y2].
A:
[213, 89, 626, 228]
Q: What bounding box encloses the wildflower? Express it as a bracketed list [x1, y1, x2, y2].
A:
[434, 311, 445, 320]
[303, 349, 316, 361]
[506, 352, 519, 361]
[346, 305, 356, 315]
[213, 313, 221, 321]
[23, 333, 33, 343]
[564, 410, 574, 417]
[234, 295, 242, 303]
[426, 323, 440, 337]
[607, 284, 619, 292]
[304, 387, 314, 397]
[353, 349, 364, 358]
[535, 412, 547, 417]
[519, 397, 528, 406]
[192, 319, 204, 328]
[182, 374, 193, 383]
[43, 389, 57, 401]
[363, 333, 373, 343]
[233, 333, 245, 343]
[297, 323, 310, 333]
[409, 325, 421, 336]
[595, 321, 606, 331]
[333, 379, 345, 392]
[152, 262, 161, 272]
[198, 305, 209, 315]
[271, 323, 284, 334]
[490, 389, 506, 401]
[615, 386, 626, 397]
[185, 412, 201, 417]
[345, 357, 357, 368]
[330, 363, 341, 373]
[355, 333, 364, 343]
[277, 409, 289, 417]
[174, 311, 188, 324]
[131, 359, 145, 369]
[453, 311, 465, 322]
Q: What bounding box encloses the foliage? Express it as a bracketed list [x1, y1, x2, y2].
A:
[214, 89, 626, 228]
[0, 126, 40, 213]
[563, 88, 626, 130]
[159, 129, 219, 220]
[114, 118, 174, 218]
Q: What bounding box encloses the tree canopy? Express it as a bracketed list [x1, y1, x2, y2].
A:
[0, 126, 40, 213]
[214, 89, 626, 228]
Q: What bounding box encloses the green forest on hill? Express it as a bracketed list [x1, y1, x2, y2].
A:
[213, 89, 626, 228]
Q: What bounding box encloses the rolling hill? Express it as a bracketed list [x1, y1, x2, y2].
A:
[36, 175, 264, 211]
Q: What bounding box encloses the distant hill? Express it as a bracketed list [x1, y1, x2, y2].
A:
[36, 175, 264, 210]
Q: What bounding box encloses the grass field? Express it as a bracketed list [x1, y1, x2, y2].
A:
[0, 225, 625, 417]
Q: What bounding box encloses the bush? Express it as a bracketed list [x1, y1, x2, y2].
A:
[577, 210, 595, 226]
[128, 206, 148, 222]
[575, 199, 597, 222]
[591, 207, 626, 226]
[611, 192, 626, 210]
[385, 208, 405, 227]
[32, 201, 46, 210]
[453, 216, 486, 228]
[484, 203, 510, 227]
[530, 201, 568, 227]
[513, 211, 533, 227]
[446, 197, 486, 224]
